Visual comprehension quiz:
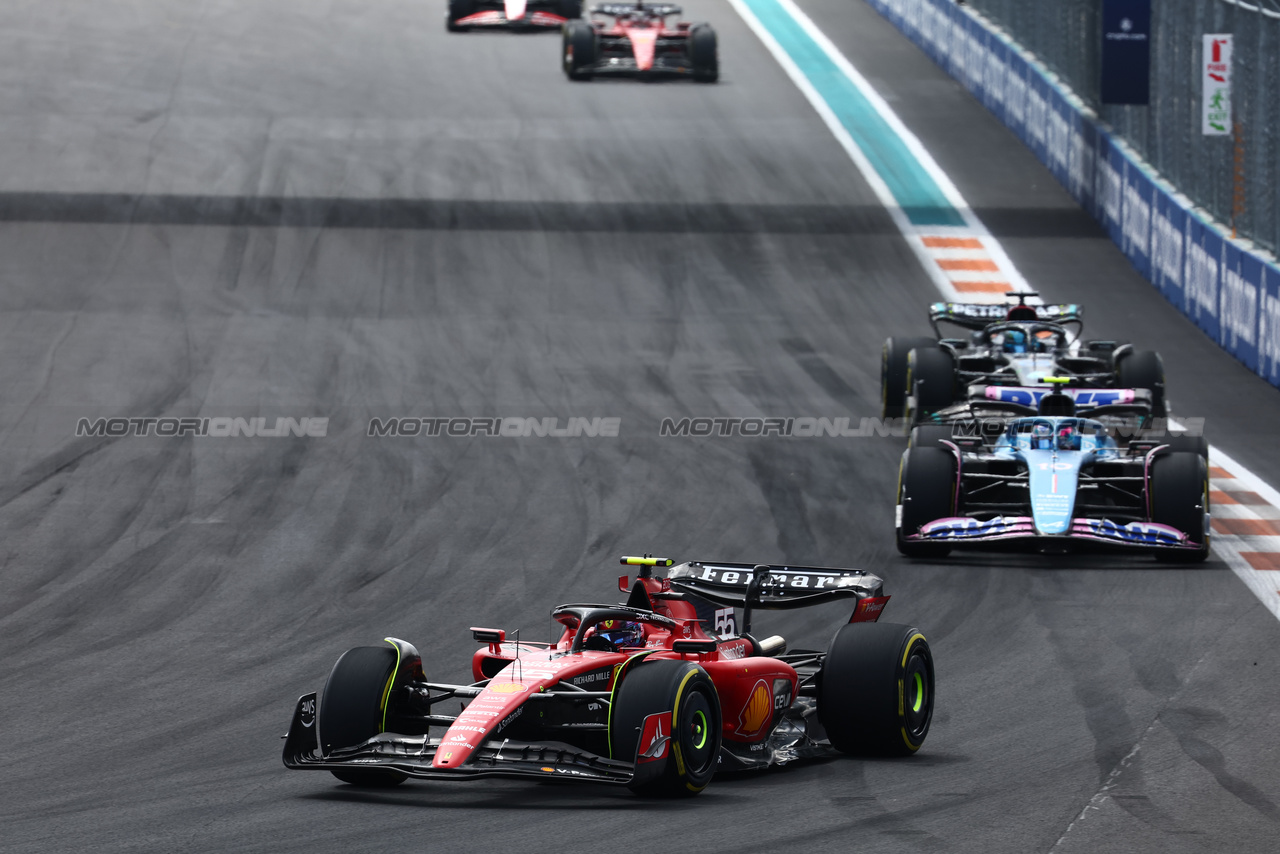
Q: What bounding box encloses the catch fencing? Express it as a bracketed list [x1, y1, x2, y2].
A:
[961, 0, 1280, 255]
[864, 0, 1280, 388]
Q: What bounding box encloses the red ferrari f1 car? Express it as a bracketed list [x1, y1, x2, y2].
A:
[282, 556, 935, 796]
[447, 0, 581, 31]
[562, 3, 718, 82]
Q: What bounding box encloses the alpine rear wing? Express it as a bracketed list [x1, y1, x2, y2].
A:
[666, 562, 883, 609]
[964, 385, 1155, 418]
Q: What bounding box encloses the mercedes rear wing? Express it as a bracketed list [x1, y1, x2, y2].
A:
[929, 300, 1083, 337]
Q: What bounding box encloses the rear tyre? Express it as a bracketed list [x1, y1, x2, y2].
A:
[610, 660, 721, 797]
[1150, 451, 1210, 563]
[689, 24, 718, 82]
[563, 20, 597, 80]
[896, 447, 956, 558]
[1117, 349, 1167, 417]
[881, 337, 935, 419]
[905, 347, 955, 426]
[320, 646, 408, 787]
[446, 0, 474, 31]
[819, 622, 934, 755]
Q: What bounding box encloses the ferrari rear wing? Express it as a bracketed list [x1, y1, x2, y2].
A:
[593, 2, 681, 14]
[666, 562, 883, 608]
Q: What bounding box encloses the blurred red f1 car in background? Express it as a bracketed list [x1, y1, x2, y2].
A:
[448, 0, 581, 31]
[282, 556, 934, 796]
[562, 3, 718, 81]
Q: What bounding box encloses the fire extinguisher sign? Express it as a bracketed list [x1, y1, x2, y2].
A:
[1202, 34, 1232, 136]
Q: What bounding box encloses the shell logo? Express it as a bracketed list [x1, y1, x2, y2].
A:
[738, 679, 772, 737]
[488, 683, 527, 693]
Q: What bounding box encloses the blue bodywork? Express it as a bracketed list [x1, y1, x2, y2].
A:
[991, 417, 1119, 535]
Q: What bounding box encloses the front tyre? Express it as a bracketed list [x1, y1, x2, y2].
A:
[319, 646, 408, 787]
[610, 660, 721, 797]
[896, 447, 956, 558]
[1151, 451, 1210, 563]
[563, 20, 597, 80]
[819, 622, 934, 756]
[689, 24, 718, 82]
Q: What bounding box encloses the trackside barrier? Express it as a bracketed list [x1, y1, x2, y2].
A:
[864, 0, 1280, 389]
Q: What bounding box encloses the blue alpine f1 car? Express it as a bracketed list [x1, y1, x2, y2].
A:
[896, 382, 1209, 562]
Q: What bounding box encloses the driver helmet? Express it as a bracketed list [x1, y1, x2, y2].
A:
[1031, 422, 1054, 449]
[1002, 329, 1028, 354]
[594, 619, 644, 650]
[1057, 425, 1081, 451]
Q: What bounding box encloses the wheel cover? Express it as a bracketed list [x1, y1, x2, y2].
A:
[691, 708, 709, 750]
[681, 690, 716, 774]
[903, 650, 931, 739]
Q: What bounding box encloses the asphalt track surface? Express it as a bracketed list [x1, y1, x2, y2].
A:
[2, 2, 1278, 852]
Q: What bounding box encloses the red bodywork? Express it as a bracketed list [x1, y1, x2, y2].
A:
[441, 574, 809, 770]
[595, 14, 690, 71]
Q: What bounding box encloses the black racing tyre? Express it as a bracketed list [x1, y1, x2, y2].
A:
[1150, 451, 1210, 563]
[905, 346, 955, 426]
[689, 24, 718, 82]
[1117, 349, 1167, 417]
[563, 20, 597, 80]
[446, 0, 474, 31]
[881, 336, 935, 419]
[558, 0, 583, 18]
[610, 660, 721, 797]
[819, 622, 934, 756]
[1157, 434, 1209, 462]
[896, 447, 956, 558]
[319, 646, 408, 787]
[908, 424, 954, 449]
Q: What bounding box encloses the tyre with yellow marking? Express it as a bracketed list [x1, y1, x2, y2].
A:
[609, 659, 721, 797]
[818, 622, 934, 756]
[319, 646, 408, 787]
[881, 336, 935, 419]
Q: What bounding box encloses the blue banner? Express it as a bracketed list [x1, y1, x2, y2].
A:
[1121, 163, 1154, 280]
[1220, 242, 1262, 371]
[1260, 264, 1280, 385]
[1184, 213, 1222, 341]
[1150, 192, 1186, 306]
